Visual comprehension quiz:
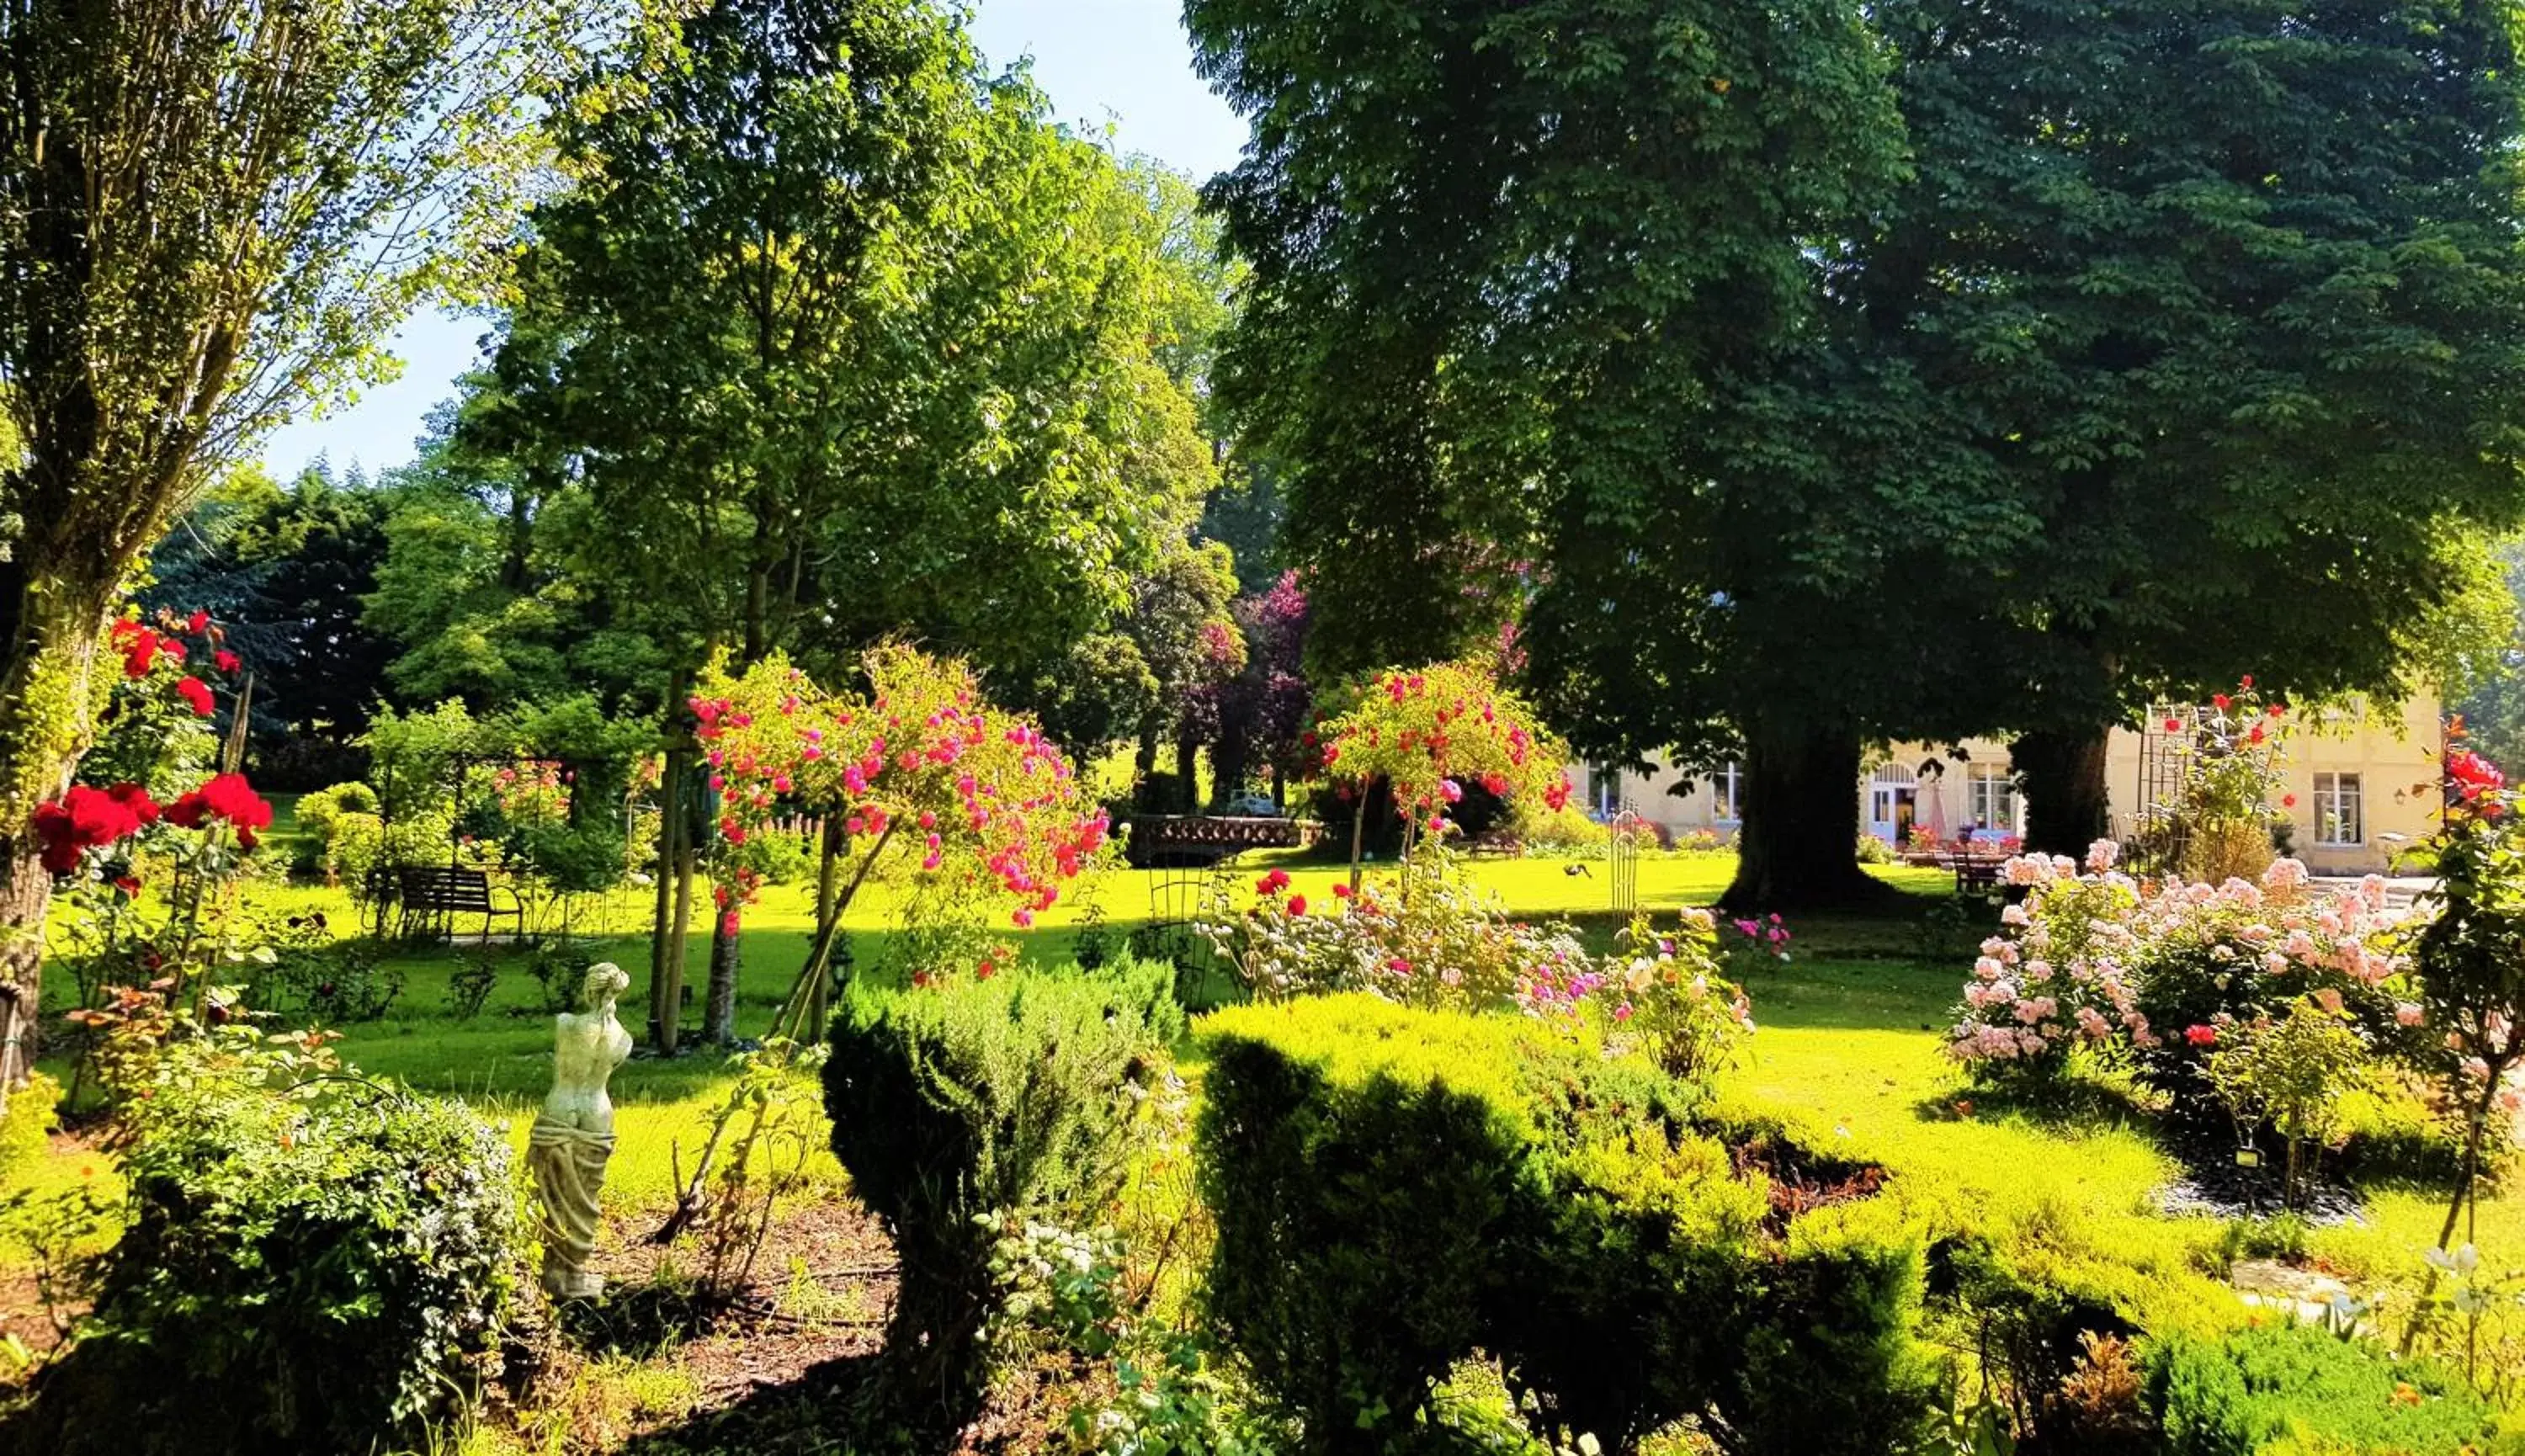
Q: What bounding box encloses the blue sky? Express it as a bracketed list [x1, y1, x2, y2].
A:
[257, 0, 1247, 482]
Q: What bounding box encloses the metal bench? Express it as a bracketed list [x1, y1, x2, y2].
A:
[391, 865, 523, 943]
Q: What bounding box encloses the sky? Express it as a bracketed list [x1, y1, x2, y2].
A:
[256, 0, 1249, 483]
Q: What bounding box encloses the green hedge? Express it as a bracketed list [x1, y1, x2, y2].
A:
[14, 1090, 522, 1456]
[825, 958, 1184, 1427]
[1195, 995, 1929, 1455]
[2148, 1322, 2498, 1456]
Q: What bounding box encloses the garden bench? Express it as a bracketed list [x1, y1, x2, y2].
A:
[391, 865, 523, 943]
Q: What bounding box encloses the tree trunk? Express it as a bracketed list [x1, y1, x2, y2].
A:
[2012, 726, 2113, 856]
[704, 907, 741, 1045]
[1173, 735, 1199, 811]
[0, 585, 116, 1106]
[1722, 723, 1890, 912]
[1213, 729, 1251, 812]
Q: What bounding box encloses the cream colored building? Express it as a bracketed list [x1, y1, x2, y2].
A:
[1577, 693, 2443, 875]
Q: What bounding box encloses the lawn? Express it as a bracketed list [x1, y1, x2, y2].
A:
[13, 848, 2520, 1384]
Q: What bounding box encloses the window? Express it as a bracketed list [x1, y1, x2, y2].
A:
[1967, 763, 2020, 832]
[2314, 773, 2363, 847]
[1709, 761, 1743, 822]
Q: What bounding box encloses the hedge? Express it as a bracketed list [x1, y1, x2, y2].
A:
[1196, 995, 1930, 1455]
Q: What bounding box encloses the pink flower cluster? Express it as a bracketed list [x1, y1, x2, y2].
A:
[688, 646, 1107, 943]
[1948, 852, 2408, 1069]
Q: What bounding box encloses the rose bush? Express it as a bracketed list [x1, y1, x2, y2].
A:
[1943, 839, 2419, 1113]
[1198, 843, 1759, 1087]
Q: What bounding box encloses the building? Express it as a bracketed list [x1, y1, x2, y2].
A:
[1578, 693, 2443, 876]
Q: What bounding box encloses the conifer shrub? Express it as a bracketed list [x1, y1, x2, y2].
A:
[825, 957, 1183, 1427]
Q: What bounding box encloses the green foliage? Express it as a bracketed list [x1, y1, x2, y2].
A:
[508, 0, 1215, 679]
[294, 780, 379, 839]
[20, 1091, 524, 1456]
[2146, 1324, 2496, 1456]
[823, 959, 1184, 1426]
[1194, 996, 1929, 1454]
[2201, 1002, 2373, 1211]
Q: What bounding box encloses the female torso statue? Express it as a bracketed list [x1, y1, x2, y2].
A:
[529, 963, 633, 1299]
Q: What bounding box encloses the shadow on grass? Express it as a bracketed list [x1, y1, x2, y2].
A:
[613, 1351, 884, 1456]
[553, 1281, 739, 1360]
[1913, 1069, 2159, 1137]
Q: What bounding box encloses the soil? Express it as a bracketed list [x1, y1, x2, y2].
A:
[1729, 1133, 1889, 1237]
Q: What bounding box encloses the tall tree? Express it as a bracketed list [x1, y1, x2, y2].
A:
[0, 0, 574, 1097]
[1866, 0, 2525, 848]
[517, 0, 1214, 1044]
[1186, 0, 1932, 906]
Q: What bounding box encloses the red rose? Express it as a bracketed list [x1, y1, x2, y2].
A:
[167, 773, 273, 835]
[30, 783, 155, 874]
[2184, 1024, 2219, 1047]
[1287, 895, 1308, 917]
[185, 610, 209, 634]
[214, 649, 242, 674]
[109, 620, 162, 678]
[174, 677, 215, 716]
[2449, 748, 2506, 801]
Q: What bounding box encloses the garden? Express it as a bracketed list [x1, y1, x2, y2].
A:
[12, 0, 2525, 1451]
[4, 633, 2525, 1456]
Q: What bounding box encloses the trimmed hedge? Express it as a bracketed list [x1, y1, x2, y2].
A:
[13, 1090, 522, 1456]
[826, 958, 1184, 1426]
[1196, 995, 1929, 1455]
[2148, 1322, 2497, 1456]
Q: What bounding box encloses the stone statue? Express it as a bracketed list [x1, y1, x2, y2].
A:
[529, 962, 633, 1300]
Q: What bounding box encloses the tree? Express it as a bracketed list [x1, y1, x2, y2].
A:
[514, 0, 1215, 1044]
[149, 464, 396, 785]
[0, 0, 576, 1098]
[1863, 0, 2525, 848]
[1185, 0, 1931, 907]
[1203, 569, 1313, 808]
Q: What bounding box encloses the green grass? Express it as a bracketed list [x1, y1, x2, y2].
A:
[19, 850, 2523, 1362]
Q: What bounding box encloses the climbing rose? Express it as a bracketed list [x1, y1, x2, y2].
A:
[185, 610, 209, 634]
[2448, 748, 2506, 801]
[109, 619, 164, 678]
[30, 783, 158, 874]
[213, 649, 242, 674]
[165, 773, 274, 848]
[174, 677, 215, 716]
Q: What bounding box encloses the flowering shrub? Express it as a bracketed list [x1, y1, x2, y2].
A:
[688, 645, 1108, 983]
[2150, 678, 2291, 883]
[1943, 840, 2416, 1109]
[1197, 846, 1757, 1086]
[75, 605, 238, 802]
[1309, 660, 1574, 872]
[2405, 737, 2525, 1251]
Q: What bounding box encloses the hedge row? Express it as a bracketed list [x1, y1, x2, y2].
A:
[1195, 994, 1932, 1455]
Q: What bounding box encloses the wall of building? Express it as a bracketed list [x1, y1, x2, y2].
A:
[1570, 693, 2441, 874]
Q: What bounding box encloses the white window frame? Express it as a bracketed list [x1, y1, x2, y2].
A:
[2314, 772, 2363, 847]
[1709, 761, 1743, 823]
[1966, 763, 2020, 833]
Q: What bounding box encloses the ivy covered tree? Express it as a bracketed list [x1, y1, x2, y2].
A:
[0, 0, 580, 1097]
